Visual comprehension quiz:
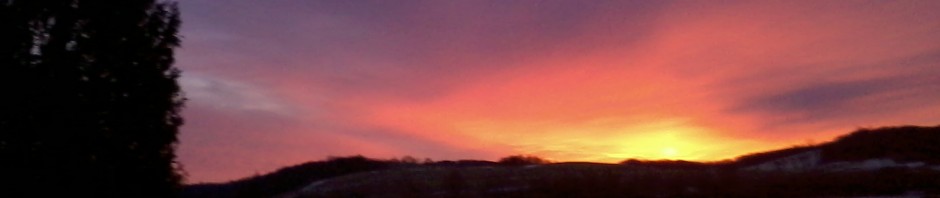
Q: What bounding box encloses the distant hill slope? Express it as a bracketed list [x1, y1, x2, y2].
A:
[822, 125, 940, 163]
[183, 156, 398, 198]
[185, 125, 940, 198]
[182, 157, 501, 198]
[734, 125, 940, 171]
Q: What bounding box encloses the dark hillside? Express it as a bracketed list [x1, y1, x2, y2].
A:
[289, 162, 940, 198]
[183, 156, 399, 198]
[821, 125, 940, 163]
[733, 125, 940, 167]
[733, 145, 817, 167]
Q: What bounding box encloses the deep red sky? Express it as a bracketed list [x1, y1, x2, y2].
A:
[175, 0, 940, 183]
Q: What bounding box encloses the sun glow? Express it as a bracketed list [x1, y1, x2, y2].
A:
[589, 122, 764, 162]
[450, 118, 763, 163]
[606, 128, 703, 160]
[661, 147, 678, 158]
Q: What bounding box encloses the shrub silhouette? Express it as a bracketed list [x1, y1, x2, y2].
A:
[498, 155, 549, 166]
[0, 0, 183, 197]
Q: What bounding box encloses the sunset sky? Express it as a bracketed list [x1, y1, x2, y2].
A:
[175, 0, 940, 183]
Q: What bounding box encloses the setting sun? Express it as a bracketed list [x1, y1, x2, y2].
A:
[594, 124, 756, 162]
[661, 147, 678, 158]
[370, 110, 769, 163]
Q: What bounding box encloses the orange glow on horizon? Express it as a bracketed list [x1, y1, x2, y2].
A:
[360, 46, 787, 163]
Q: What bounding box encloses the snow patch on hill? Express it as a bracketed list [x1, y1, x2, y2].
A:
[745, 149, 822, 171]
[744, 149, 935, 172]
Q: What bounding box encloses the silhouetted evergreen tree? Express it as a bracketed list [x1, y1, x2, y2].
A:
[0, 0, 183, 197]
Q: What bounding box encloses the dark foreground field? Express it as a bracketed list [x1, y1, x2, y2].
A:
[282, 163, 940, 198]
